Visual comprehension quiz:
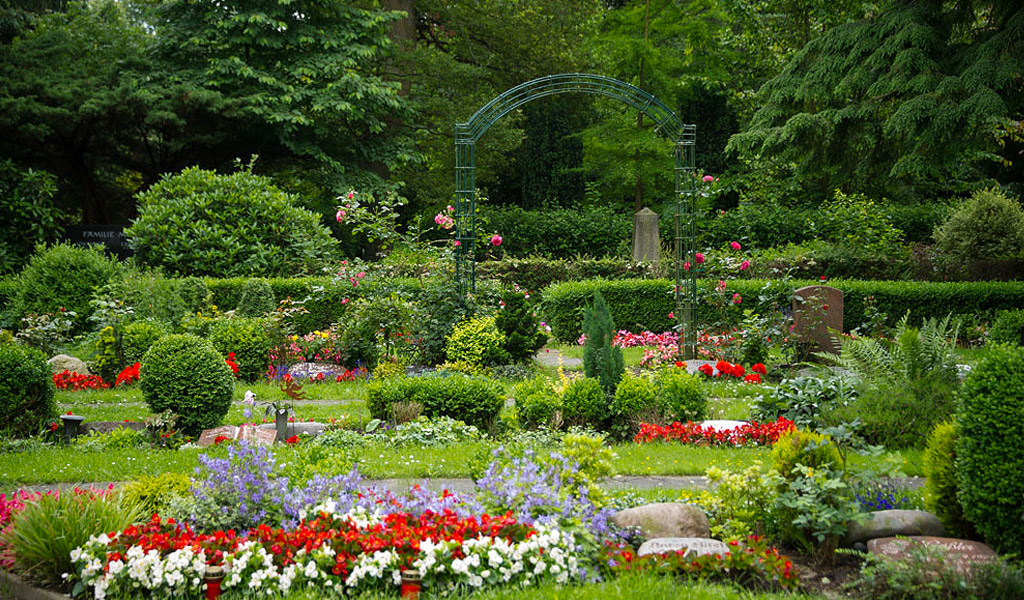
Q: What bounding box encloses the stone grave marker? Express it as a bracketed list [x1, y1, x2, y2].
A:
[197, 425, 239, 447]
[632, 208, 660, 262]
[637, 537, 729, 557]
[239, 425, 277, 445]
[867, 536, 998, 574]
[197, 425, 276, 447]
[792, 285, 844, 356]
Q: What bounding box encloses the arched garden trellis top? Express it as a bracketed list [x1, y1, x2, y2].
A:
[455, 73, 700, 359]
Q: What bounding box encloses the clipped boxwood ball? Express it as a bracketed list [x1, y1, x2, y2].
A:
[0, 343, 57, 437]
[139, 334, 234, 436]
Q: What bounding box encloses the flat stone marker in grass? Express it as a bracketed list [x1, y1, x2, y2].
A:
[197, 424, 276, 447]
[637, 537, 729, 557]
[867, 536, 998, 574]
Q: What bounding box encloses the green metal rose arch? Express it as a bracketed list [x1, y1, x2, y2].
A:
[454, 73, 700, 359]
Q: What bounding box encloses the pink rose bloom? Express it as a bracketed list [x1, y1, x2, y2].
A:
[336, 210, 345, 222]
[347, 191, 355, 200]
[730, 241, 742, 251]
[669, 311, 675, 319]
[740, 260, 750, 270]
[454, 240, 461, 247]
[491, 234, 502, 246]
[695, 252, 705, 264]
[732, 293, 742, 304]
[702, 175, 714, 183]
[341, 298, 349, 305]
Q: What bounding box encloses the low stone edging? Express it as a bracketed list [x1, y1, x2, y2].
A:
[0, 569, 68, 600]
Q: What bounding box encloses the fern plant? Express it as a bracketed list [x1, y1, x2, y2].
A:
[819, 313, 961, 387]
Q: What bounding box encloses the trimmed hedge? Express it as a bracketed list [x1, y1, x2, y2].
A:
[957, 346, 1024, 555]
[205, 277, 424, 333]
[365, 373, 505, 431]
[541, 278, 1024, 342]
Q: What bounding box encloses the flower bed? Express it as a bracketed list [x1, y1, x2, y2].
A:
[53, 370, 109, 391]
[607, 535, 798, 591]
[633, 417, 796, 446]
[70, 508, 581, 598]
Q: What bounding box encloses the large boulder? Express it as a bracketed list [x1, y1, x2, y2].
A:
[48, 354, 90, 375]
[843, 509, 945, 546]
[611, 503, 710, 539]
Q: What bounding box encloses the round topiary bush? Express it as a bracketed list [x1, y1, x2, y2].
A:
[956, 345, 1024, 555]
[923, 421, 974, 538]
[236, 278, 276, 317]
[560, 377, 607, 428]
[11, 243, 121, 334]
[770, 429, 843, 480]
[609, 374, 658, 440]
[207, 318, 272, 382]
[934, 188, 1024, 264]
[445, 316, 509, 367]
[139, 334, 234, 436]
[656, 368, 708, 422]
[0, 342, 57, 437]
[513, 377, 561, 430]
[126, 166, 337, 277]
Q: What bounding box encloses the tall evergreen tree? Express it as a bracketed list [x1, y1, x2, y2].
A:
[728, 0, 1024, 204]
[583, 291, 624, 395]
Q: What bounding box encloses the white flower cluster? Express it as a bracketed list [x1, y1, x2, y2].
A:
[413, 525, 580, 591]
[69, 514, 582, 599]
[69, 533, 206, 600]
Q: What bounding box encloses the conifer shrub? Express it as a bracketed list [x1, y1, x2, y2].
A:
[923, 421, 974, 538]
[236, 278, 276, 317]
[560, 377, 608, 428]
[582, 291, 623, 394]
[934, 188, 1024, 264]
[956, 345, 1024, 555]
[0, 343, 56, 438]
[139, 334, 234, 436]
[445, 316, 509, 367]
[207, 318, 271, 382]
[493, 289, 546, 363]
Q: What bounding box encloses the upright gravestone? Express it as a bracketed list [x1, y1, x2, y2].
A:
[792, 285, 844, 356]
[632, 208, 660, 262]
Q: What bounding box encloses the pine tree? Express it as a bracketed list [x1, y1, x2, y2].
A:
[582, 291, 624, 394]
[494, 290, 547, 363]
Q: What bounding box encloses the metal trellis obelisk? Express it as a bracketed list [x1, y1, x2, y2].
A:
[454, 73, 699, 359]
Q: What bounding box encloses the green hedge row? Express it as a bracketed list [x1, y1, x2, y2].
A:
[205, 277, 434, 332]
[540, 278, 1024, 342]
